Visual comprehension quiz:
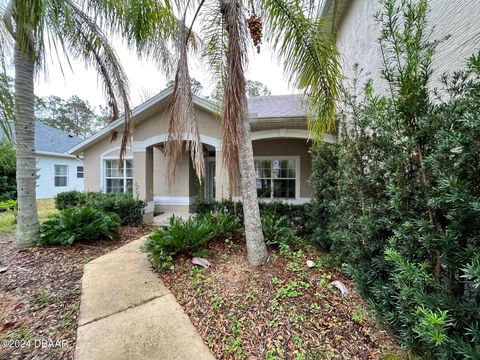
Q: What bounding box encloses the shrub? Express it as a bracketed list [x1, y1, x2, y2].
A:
[39, 205, 121, 245]
[195, 200, 311, 237]
[309, 1, 480, 357]
[55, 191, 144, 226]
[0, 199, 16, 212]
[205, 211, 242, 238]
[0, 140, 16, 202]
[261, 214, 299, 245]
[143, 215, 214, 270]
[55, 191, 87, 210]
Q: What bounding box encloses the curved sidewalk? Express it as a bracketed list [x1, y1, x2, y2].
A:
[74, 237, 215, 360]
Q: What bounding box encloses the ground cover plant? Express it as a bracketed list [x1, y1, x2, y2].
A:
[309, 1, 480, 357]
[39, 205, 121, 246]
[159, 236, 408, 359]
[0, 226, 150, 359]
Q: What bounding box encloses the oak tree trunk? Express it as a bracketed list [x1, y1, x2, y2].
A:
[14, 30, 39, 247]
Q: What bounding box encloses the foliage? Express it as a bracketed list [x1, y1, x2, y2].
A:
[261, 213, 299, 245]
[39, 205, 120, 245]
[143, 215, 214, 270]
[0, 199, 16, 212]
[55, 191, 144, 226]
[245, 80, 271, 97]
[205, 210, 242, 238]
[195, 200, 311, 237]
[35, 95, 110, 138]
[0, 140, 16, 201]
[166, 77, 204, 96]
[309, 1, 480, 357]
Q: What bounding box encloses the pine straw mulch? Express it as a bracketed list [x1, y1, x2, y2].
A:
[0, 226, 152, 360]
[160, 237, 407, 360]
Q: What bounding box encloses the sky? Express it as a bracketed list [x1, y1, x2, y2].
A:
[34, 38, 297, 109]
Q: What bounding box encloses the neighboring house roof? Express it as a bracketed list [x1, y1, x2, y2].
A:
[247, 95, 306, 118]
[0, 121, 83, 156]
[69, 87, 308, 155]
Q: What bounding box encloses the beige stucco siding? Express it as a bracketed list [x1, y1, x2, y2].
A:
[337, 0, 480, 93]
[82, 134, 129, 192]
[252, 138, 313, 198]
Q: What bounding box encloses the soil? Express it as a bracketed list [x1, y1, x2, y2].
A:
[0, 226, 151, 360]
[160, 237, 406, 360]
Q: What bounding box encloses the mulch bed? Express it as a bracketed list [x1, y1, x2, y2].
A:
[0, 226, 151, 360]
[160, 238, 405, 360]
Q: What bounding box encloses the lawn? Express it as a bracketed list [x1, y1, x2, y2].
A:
[0, 199, 58, 234]
[159, 237, 412, 360]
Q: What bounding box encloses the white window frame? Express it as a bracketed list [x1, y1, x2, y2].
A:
[77, 166, 84, 179]
[102, 157, 133, 194]
[254, 156, 300, 200]
[54, 164, 69, 187]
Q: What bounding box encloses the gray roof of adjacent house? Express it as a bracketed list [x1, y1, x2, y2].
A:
[247, 95, 306, 118]
[0, 122, 83, 154]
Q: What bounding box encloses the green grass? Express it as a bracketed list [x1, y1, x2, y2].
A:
[0, 199, 58, 235]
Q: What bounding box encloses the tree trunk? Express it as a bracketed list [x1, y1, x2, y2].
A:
[14, 31, 39, 247]
[238, 112, 268, 266]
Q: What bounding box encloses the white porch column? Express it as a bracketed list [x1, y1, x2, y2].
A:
[133, 147, 154, 224]
[215, 148, 230, 200]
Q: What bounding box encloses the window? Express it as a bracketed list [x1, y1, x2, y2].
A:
[77, 166, 84, 179]
[254, 158, 297, 199]
[54, 165, 68, 187]
[104, 159, 133, 193]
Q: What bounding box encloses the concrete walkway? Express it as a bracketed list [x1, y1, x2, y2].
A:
[152, 212, 193, 226]
[74, 238, 215, 360]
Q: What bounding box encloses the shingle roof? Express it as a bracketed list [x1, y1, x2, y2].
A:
[0, 122, 83, 154]
[247, 95, 306, 118]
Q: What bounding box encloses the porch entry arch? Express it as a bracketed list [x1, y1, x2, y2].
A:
[132, 133, 221, 151]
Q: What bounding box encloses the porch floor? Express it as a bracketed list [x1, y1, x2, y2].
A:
[152, 211, 193, 226]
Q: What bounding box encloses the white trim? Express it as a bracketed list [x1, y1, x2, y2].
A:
[251, 128, 336, 144]
[154, 196, 197, 206]
[231, 197, 311, 205]
[100, 156, 133, 193]
[36, 150, 79, 158]
[133, 133, 221, 150]
[254, 156, 301, 201]
[54, 164, 69, 187]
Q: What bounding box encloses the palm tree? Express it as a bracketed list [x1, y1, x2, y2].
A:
[166, 0, 341, 265]
[0, 0, 174, 246]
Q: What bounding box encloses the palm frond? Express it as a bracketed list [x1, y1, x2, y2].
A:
[165, 19, 205, 184]
[219, 0, 249, 195]
[258, 0, 341, 136]
[45, 0, 132, 160]
[81, 0, 177, 76]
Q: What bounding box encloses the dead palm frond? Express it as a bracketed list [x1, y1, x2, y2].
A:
[219, 0, 248, 195]
[165, 19, 205, 184]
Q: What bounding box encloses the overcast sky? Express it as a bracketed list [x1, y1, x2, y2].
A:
[34, 38, 296, 109]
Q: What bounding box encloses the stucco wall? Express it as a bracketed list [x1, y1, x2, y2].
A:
[336, 0, 480, 93]
[252, 138, 313, 199]
[36, 154, 84, 199]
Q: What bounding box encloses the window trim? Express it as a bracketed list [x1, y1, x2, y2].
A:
[54, 164, 69, 187]
[77, 166, 84, 179]
[102, 157, 133, 194]
[253, 156, 300, 200]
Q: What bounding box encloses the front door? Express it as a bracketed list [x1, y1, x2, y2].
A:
[205, 159, 216, 201]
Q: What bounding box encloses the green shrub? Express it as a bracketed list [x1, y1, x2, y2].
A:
[55, 191, 144, 226]
[261, 214, 299, 245]
[55, 191, 87, 210]
[309, 1, 480, 357]
[195, 200, 311, 237]
[143, 215, 214, 270]
[0, 140, 16, 202]
[0, 199, 16, 212]
[205, 211, 242, 238]
[39, 205, 121, 245]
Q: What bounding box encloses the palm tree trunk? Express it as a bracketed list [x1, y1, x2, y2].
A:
[14, 31, 39, 247]
[238, 111, 268, 266]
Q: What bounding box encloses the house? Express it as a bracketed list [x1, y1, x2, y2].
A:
[1, 122, 84, 199]
[68, 88, 335, 223]
[323, 0, 480, 91]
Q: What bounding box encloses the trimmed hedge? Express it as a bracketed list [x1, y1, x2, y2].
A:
[55, 191, 145, 226]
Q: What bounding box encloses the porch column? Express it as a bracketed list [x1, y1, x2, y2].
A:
[133, 147, 154, 224]
[215, 148, 230, 200]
